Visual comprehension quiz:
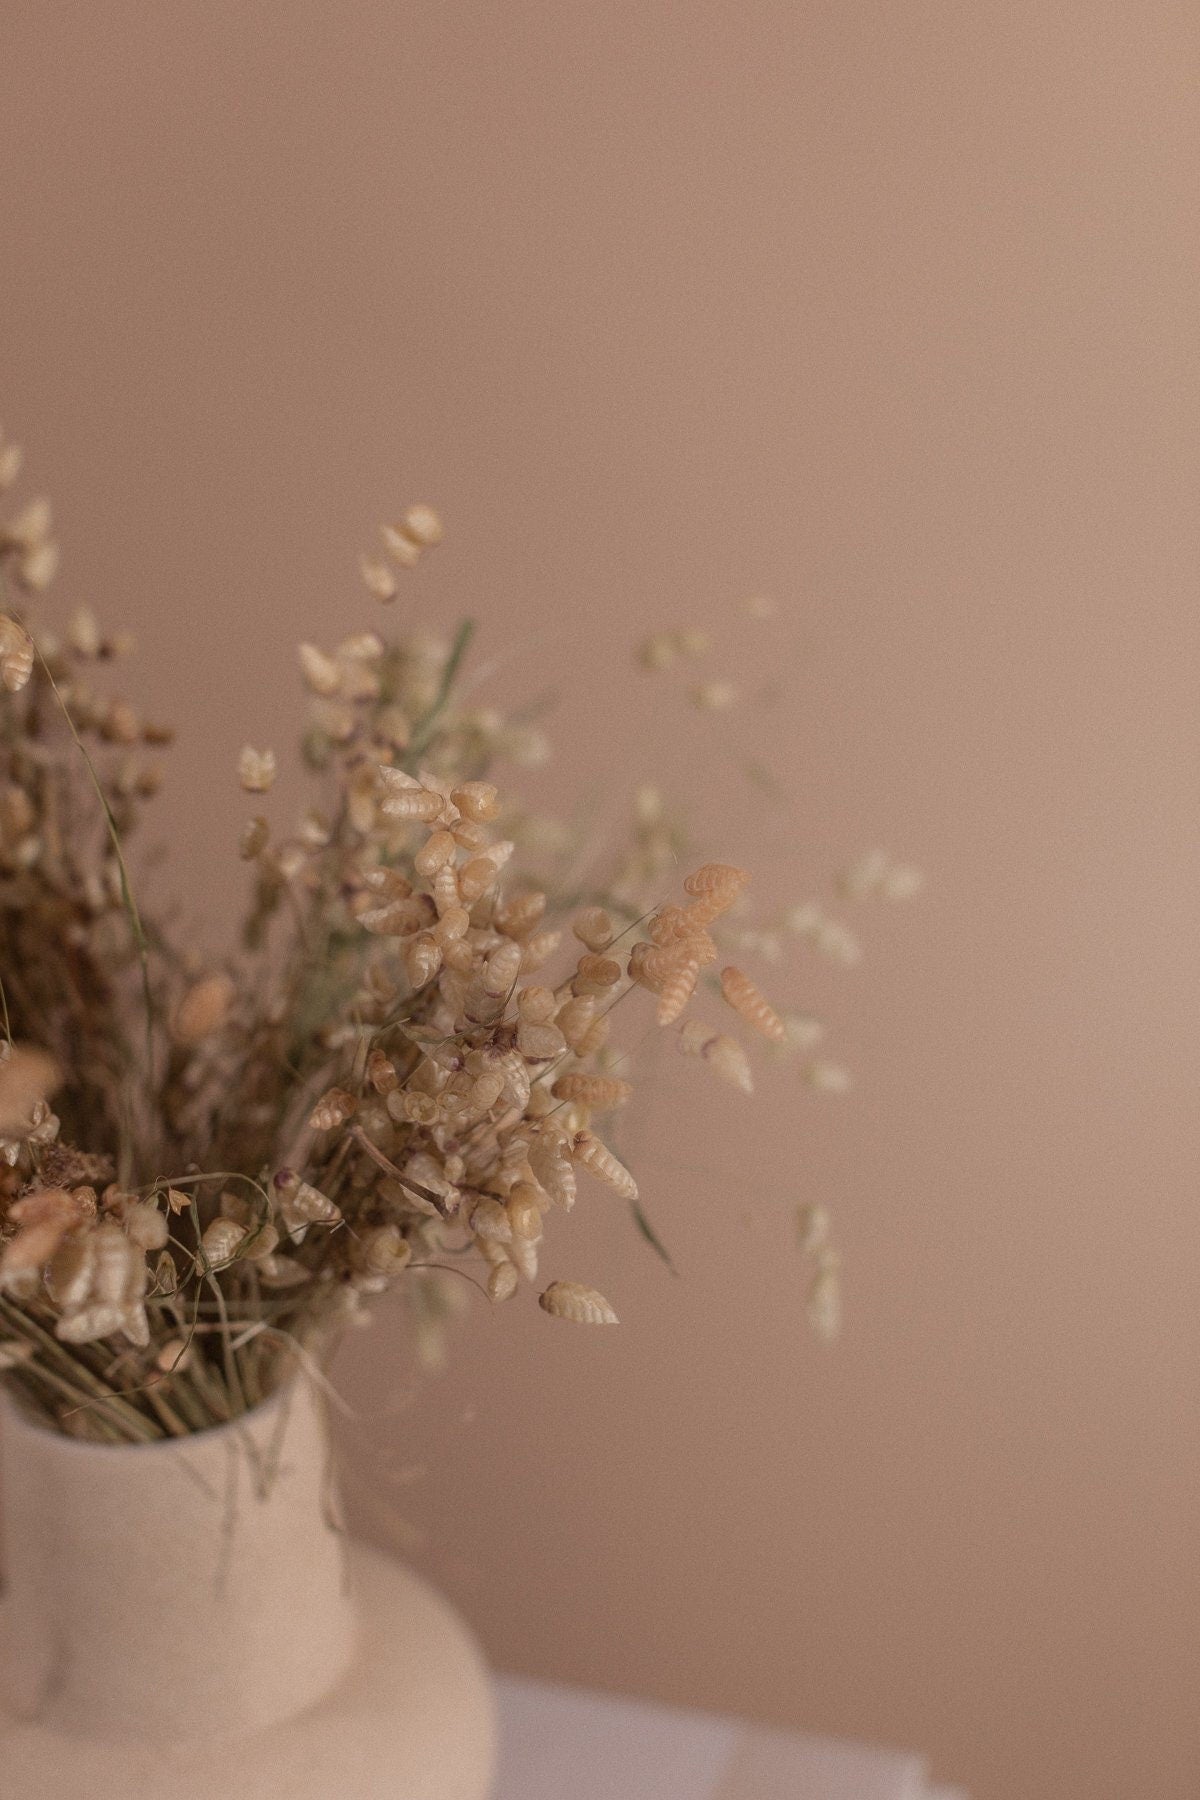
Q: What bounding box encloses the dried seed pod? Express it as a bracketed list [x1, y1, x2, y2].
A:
[0, 440, 23, 491]
[361, 894, 436, 937]
[450, 780, 499, 823]
[551, 1073, 633, 1112]
[154, 1338, 192, 1375]
[484, 938, 522, 997]
[494, 888, 546, 940]
[805, 1059, 851, 1094]
[89, 1223, 145, 1307]
[691, 680, 737, 711]
[678, 1018, 714, 1057]
[507, 1234, 539, 1282]
[309, 1087, 357, 1131]
[573, 953, 621, 994]
[445, 821, 485, 857]
[401, 503, 444, 548]
[572, 1130, 638, 1200]
[506, 1183, 544, 1240]
[701, 1032, 753, 1095]
[273, 1170, 342, 1233]
[517, 984, 557, 1024]
[487, 1261, 519, 1303]
[367, 1049, 399, 1094]
[807, 1252, 842, 1341]
[2, 496, 51, 550]
[683, 861, 750, 905]
[298, 642, 342, 696]
[122, 1201, 169, 1252]
[470, 1196, 512, 1244]
[44, 1232, 97, 1308]
[238, 746, 277, 793]
[0, 615, 34, 692]
[388, 1088, 440, 1126]
[238, 815, 270, 860]
[414, 828, 456, 878]
[719, 966, 785, 1042]
[797, 1202, 832, 1255]
[381, 522, 423, 567]
[380, 785, 443, 823]
[529, 1131, 577, 1210]
[405, 933, 443, 989]
[433, 904, 470, 944]
[571, 907, 614, 952]
[539, 1280, 618, 1325]
[516, 1018, 567, 1063]
[881, 864, 923, 901]
[358, 1224, 412, 1279]
[458, 855, 499, 903]
[360, 554, 398, 602]
[520, 927, 562, 972]
[201, 1217, 247, 1268]
[555, 993, 596, 1049]
[656, 952, 701, 1026]
[172, 972, 235, 1044]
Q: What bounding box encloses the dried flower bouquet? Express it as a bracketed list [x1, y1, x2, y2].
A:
[0, 427, 918, 1444]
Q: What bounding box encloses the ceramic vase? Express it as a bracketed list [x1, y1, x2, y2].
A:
[0, 1379, 495, 1799]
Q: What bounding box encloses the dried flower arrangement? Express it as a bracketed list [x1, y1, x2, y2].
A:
[0, 425, 919, 1444]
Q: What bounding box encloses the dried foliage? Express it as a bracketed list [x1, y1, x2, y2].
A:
[0, 430, 918, 1442]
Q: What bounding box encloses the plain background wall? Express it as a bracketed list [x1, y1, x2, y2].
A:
[2, 6, 1198, 1797]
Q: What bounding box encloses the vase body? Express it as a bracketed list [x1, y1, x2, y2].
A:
[0, 1381, 496, 1799]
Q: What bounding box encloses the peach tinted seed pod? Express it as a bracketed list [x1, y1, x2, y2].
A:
[572, 1130, 638, 1201]
[380, 787, 443, 823]
[506, 1184, 544, 1240]
[381, 523, 423, 568]
[656, 953, 701, 1027]
[0, 616, 34, 692]
[516, 1019, 567, 1063]
[517, 984, 557, 1024]
[238, 746, 276, 793]
[308, 1088, 358, 1131]
[551, 1073, 633, 1112]
[122, 1201, 169, 1252]
[405, 934, 443, 989]
[573, 953, 621, 993]
[366, 1050, 399, 1095]
[572, 907, 614, 952]
[702, 1032, 754, 1095]
[451, 781, 500, 823]
[495, 889, 547, 940]
[414, 829, 456, 878]
[555, 994, 595, 1050]
[360, 555, 398, 602]
[529, 1132, 576, 1210]
[539, 1280, 619, 1325]
[520, 928, 562, 972]
[298, 642, 341, 696]
[172, 972, 235, 1044]
[487, 1262, 519, 1303]
[400, 503, 444, 549]
[719, 966, 786, 1042]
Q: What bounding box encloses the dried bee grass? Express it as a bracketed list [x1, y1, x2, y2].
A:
[0, 428, 913, 1441]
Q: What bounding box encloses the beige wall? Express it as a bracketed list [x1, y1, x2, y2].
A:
[3, 5, 1198, 1797]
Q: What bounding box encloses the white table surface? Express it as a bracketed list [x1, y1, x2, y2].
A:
[493, 1675, 966, 1800]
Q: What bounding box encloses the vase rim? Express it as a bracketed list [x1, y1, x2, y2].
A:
[0, 1373, 302, 1455]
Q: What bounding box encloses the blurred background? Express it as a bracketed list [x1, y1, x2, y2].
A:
[2, 5, 1197, 1797]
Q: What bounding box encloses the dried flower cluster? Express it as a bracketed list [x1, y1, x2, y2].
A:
[0, 428, 917, 1441]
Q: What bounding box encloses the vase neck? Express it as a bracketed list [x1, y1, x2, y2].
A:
[0, 1379, 357, 1742]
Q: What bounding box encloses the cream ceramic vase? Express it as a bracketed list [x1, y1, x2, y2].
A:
[0, 1379, 495, 1799]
